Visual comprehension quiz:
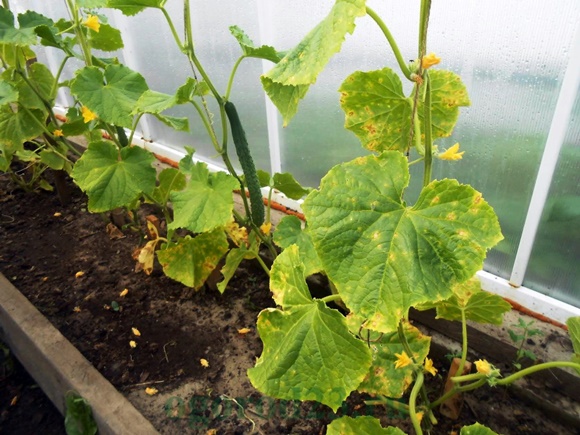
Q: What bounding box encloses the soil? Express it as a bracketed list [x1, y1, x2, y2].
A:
[0, 171, 578, 435]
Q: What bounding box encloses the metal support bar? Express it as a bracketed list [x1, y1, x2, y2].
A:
[509, 26, 580, 286]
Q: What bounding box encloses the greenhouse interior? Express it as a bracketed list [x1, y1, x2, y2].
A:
[0, 1, 579, 434]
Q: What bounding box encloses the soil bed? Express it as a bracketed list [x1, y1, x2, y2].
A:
[0, 172, 577, 434]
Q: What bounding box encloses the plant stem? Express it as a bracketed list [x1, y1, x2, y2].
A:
[365, 397, 410, 414]
[320, 294, 342, 304]
[66, 0, 92, 67]
[422, 74, 432, 187]
[365, 6, 411, 80]
[496, 361, 580, 385]
[160, 7, 185, 52]
[456, 309, 468, 377]
[409, 371, 424, 435]
[408, 157, 424, 166]
[430, 378, 486, 409]
[255, 254, 270, 277]
[51, 55, 72, 97]
[418, 0, 432, 59]
[2, 0, 9, 10]
[225, 56, 246, 101]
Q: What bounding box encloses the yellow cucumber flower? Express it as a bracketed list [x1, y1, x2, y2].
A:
[53, 129, 64, 137]
[83, 15, 100, 32]
[260, 222, 272, 236]
[394, 351, 413, 369]
[81, 106, 97, 123]
[475, 359, 492, 376]
[437, 143, 464, 161]
[421, 52, 441, 69]
[424, 357, 437, 376]
[416, 411, 424, 423]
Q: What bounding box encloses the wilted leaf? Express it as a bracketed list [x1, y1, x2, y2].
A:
[327, 416, 405, 435]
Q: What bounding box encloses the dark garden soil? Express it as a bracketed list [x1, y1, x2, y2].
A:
[0, 171, 578, 435]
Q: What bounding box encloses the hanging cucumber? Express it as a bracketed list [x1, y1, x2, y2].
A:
[224, 100, 265, 226]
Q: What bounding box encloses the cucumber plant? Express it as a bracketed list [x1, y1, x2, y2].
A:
[247, 1, 580, 433]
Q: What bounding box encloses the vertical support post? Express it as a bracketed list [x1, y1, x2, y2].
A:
[509, 26, 580, 286]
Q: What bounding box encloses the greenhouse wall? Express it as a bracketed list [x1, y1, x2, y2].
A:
[13, 1, 580, 316]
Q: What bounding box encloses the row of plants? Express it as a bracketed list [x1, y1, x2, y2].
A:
[1, 1, 579, 434]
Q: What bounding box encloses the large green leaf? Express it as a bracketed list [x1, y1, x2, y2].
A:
[460, 423, 500, 435]
[249, 302, 371, 412]
[168, 163, 238, 233]
[339, 68, 412, 152]
[0, 8, 37, 45]
[106, 0, 167, 16]
[249, 247, 371, 411]
[272, 172, 311, 199]
[273, 216, 322, 277]
[419, 70, 470, 140]
[156, 229, 228, 289]
[302, 151, 503, 332]
[70, 64, 148, 128]
[261, 0, 366, 125]
[431, 277, 511, 325]
[71, 140, 156, 212]
[89, 23, 124, 52]
[327, 416, 406, 435]
[567, 317, 580, 375]
[229, 25, 284, 63]
[354, 322, 430, 398]
[0, 105, 44, 152]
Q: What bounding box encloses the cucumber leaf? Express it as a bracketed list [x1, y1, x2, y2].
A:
[302, 151, 503, 332]
[229, 25, 284, 63]
[327, 416, 406, 435]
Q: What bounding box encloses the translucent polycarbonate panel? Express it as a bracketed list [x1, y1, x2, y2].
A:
[273, 0, 579, 280]
[106, 2, 270, 171]
[523, 94, 580, 307]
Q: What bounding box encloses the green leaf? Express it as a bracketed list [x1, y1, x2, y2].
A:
[419, 70, 470, 140]
[89, 23, 124, 52]
[133, 90, 178, 114]
[151, 167, 186, 204]
[257, 169, 271, 187]
[229, 25, 284, 63]
[327, 416, 406, 435]
[12, 63, 56, 109]
[217, 246, 258, 294]
[106, 0, 167, 16]
[0, 80, 18, 105]
[355, 322, 430, 398]
[249, 301, 371, 412]
[169, 163, 238, 233]
[260, 78, 309, 127]
[460, 423, 500, 435]
[64, 391, 97, 435]
[78, 0, 109, 7]
[71, 140, 156, 212]
[70, 64, 148, 128]
[273, 216, 322, 276]
[0, 150, 12, 171]
[339, 68, 412, 152]
[270, 245, 315, 308]
[434, 278, 512, 325]
[272, 172, 310, 200]
[261, 0, 366, 125]
[40, 149, 66, 170]
[567, 317, 580, 375]
[157, 229, 228, 289]
[18, 11, 54, 30]
[0, 9, 37, 45]
[302, 151, 503, 332]
[0, 105, 44, 152]
[151, 113, 189, 132]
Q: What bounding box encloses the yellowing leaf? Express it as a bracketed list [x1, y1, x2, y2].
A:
[145, 387, 158, 396]
[136, 240, 157, 275]
[200, 358, 209, 368]
[132, 327, 141, 336]
[10, 396, 18, 406]
[75, 271, 84, 278]
[53, 212, 62, 217]
[237, 328, 251, 335]
[206, 430, 217, 435]
[119, 288, 128, 297]
[129, 340, 137, 348]
[73, 306, 81, 312]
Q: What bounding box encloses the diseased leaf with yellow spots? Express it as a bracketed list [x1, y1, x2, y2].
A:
[349, 319, 430, 398]
[418, 69, 470, 140]
[327, 416, 406, 435]
[261, 0, 367, 125]
[157, 230, 228, 289]
[249, 248, 371, 412]
[302, 151, 503, 333]
[339, 68, 412, 152]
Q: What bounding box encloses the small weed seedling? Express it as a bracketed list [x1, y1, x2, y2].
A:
[508, 317, 544, 369]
